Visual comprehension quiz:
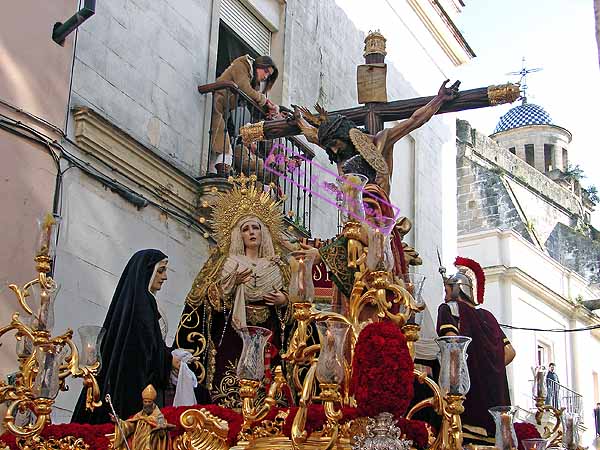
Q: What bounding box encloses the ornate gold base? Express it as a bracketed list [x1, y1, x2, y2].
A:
[231, 437, 352, 450]
[173, 408, 229, 450]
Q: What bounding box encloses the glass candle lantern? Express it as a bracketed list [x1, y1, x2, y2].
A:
[436, 335, 471, 396]
[29, 282, 61, 332]
[16, 314, 34, 358]
[288, 253, 315, 303]
[404, 273, 426, 325]
[236, 326, 272, 381]
[561, 412, 580, 450]
[35, 214, 61, 259]
[521, 438, 547, 450]
[336, 173, 368, 224]
[78, 326, 106, 368]
[531, 365, 548, 399]
[315, 320, 350, 385]
[366, 218, 396, 272]
[489, 406, 519, 450]
[33, 346, 65, 399]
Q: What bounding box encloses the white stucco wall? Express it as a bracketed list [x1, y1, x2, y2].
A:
[51, 168, 209, 422]
[71, 0, 215, 174]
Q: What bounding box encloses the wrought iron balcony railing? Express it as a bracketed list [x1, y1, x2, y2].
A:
[198, 81, 314, 235]
[546, 378, 583, 419]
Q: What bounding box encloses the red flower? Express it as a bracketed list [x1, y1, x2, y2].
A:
[350, 321, 414, 419]
[0, 405, 244, 449]
[397, 417, 429, 449]
[514, 422, 541, 450]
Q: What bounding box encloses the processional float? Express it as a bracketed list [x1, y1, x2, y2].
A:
[0, 31, 585, 450]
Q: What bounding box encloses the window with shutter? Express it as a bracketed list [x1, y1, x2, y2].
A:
[220, 0, 271, 56]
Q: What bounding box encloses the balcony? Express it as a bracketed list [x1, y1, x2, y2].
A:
[546, 378, 583, 419]
[198, 81, 314, 236]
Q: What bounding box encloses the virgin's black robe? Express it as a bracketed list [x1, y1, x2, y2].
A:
[437, 301, 511, 437]
[71, 249, 173, 424]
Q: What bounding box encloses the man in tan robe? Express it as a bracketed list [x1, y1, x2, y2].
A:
[113, 384, 172, 450]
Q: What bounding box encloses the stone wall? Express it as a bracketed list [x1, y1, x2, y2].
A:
[458, 120, 584, 218]
[546, 223, 600, 283]
[70, 0, 214, 174]
[456, 148, 532, 242]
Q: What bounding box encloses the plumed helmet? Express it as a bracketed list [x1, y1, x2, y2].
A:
[447, 271, 474, 303]
[446, 256, 485, 305]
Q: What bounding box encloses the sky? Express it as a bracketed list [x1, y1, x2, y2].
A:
[453, 0, 600, 226]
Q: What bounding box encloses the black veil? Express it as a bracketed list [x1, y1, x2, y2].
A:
[71, 249, 172, 424]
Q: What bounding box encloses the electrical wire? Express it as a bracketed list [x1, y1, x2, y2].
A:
[500, 323, 600, 333]
[0, 115, 208, 236]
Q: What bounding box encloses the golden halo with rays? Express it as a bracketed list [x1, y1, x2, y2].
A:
[211, 173, 284, 252]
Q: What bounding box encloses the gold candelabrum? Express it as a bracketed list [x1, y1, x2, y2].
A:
[534, 394, 563, 445]
[0, 215, 102, 440]
[530, 365, 565, 448]
[277, 213, 467, 450]
[239, 366, 287, 432]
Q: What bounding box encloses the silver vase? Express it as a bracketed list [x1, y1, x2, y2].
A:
[352, 412, 413, 450]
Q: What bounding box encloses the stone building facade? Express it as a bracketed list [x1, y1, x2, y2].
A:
[456, 109, 600, 443]
[1, 0, 473, 422]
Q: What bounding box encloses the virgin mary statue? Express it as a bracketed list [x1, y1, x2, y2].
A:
[174, 176, 291, 407]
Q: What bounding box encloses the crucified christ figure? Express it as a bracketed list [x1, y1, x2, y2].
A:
[293, 79, 460, 195]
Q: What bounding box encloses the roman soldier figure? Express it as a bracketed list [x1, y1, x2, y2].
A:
[436, 256, 516, 441]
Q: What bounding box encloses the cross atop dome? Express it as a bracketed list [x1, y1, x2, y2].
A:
[506, 56, 542, 105]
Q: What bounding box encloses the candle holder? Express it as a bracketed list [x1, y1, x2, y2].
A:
[425, 336, 471, 450]
[0, 216, 101, 441]
[521, 438, 547, 450]
[33, 345, 66, 399]
[290, 319, 349, 449]
[365, 218, 396, 272]
[532, 366, 548, 400]
[315, 320, 349, 385]
[532, 368, 563, 446]
[404, 273, 426, 323]
[288, 253, 316, 304]
[35, 213, 61, 260]
[236, 326, 289, 437]
[337, 173, 369, 270]
[436, 336, 471, 396]
[402, 273, 426, 360]
[78, 326, 105, 368]
[29, 281, 60, 333]
[561, 412, 580, 450]
[336, 173, 368, 225]
[237, 326, 272, 382]
[489, 406, 519, 450]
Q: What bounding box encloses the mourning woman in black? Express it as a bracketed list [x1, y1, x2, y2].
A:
[71, 249, 180, 424]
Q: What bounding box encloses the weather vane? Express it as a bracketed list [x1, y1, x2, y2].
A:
[506, 57, 542, 104]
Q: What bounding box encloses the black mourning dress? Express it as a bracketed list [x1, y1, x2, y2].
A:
[71, 249, 173, 424]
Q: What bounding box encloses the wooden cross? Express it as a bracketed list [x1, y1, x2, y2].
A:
[241, 31, 519, 141]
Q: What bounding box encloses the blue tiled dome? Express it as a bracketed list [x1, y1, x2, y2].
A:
[493, 102, 552, 133]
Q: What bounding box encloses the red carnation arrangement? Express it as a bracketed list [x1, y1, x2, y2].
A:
[514, 422, 542, 450]
[0, 405, 245, 450]
[0, 423, 113, 450]
[350, 321, 414, 419]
